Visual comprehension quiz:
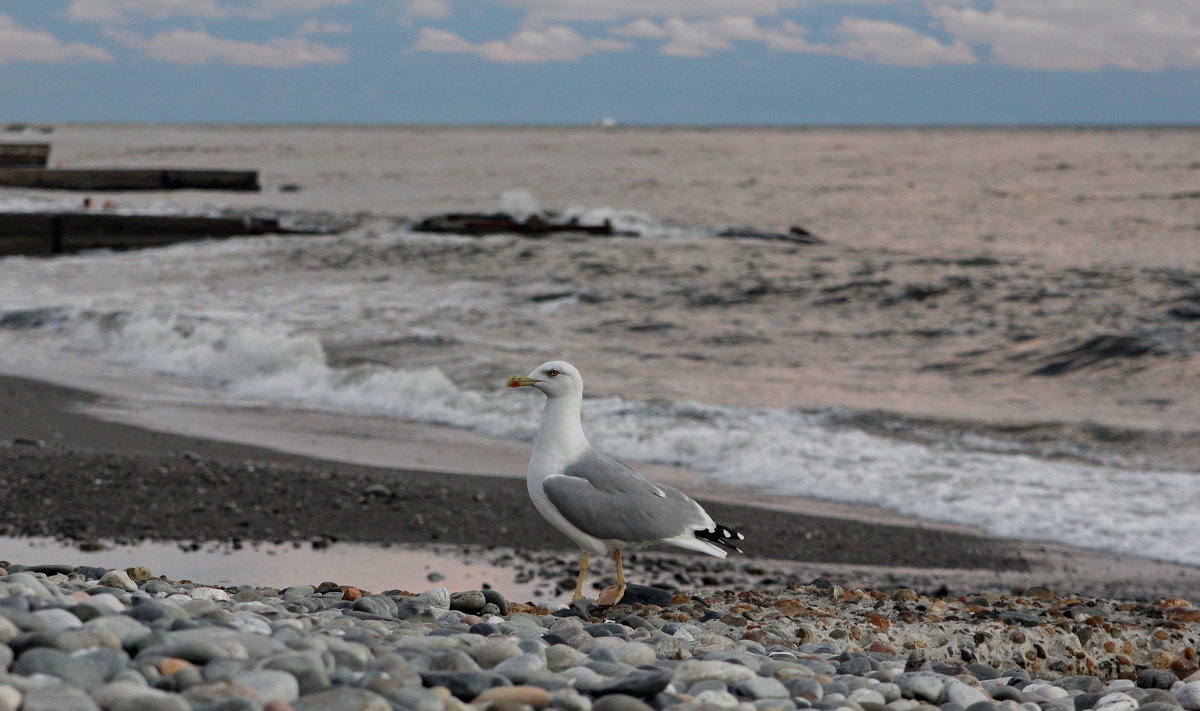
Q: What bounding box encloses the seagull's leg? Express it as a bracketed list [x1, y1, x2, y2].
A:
[571, 553, 590, 600]
[597, 548, 628, 606]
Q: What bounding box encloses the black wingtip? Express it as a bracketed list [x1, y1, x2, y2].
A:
[696, 522, 745, 554]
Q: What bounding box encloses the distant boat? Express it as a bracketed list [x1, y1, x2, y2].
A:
[597, 117, 618, 128]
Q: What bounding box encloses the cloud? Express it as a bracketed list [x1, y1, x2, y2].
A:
[66, 0, 355, 23]
[406, 0, 452, 20]
[66, 0, 228, 23]
[107, 27, 348, 66]
[611, 14, 970, 65]
[0, 13, 114, 63]
[243, 0, 357, 20]
[501, 0, 800, 23]
[413, 25, 630, 63]
[611, 15, 815, 58]
[297, 20, 353, 36]
[933, 0, 1200, 71]
[831, 17, 974, 66]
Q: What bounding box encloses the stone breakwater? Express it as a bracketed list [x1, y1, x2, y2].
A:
[0, 564, 1198, 711]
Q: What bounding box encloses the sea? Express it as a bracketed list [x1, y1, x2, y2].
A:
[1, 124, 1198, 571]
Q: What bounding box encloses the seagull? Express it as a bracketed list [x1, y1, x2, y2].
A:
[507, 360, 744, 605]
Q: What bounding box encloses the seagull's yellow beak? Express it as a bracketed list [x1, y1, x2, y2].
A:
[507, 375, 541, 388]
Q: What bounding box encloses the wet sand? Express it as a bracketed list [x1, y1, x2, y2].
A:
[4, 374, 1199, 601]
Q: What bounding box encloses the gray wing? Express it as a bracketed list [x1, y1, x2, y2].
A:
[562, 449, 666, 497]
[544, 449, 711, 543]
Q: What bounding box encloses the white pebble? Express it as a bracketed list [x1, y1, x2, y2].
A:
[189, 587, 230, 602]
[1094, 692, 1138, 711]
[86, 593, 126, 615]
[33, 608, 83, 633]
[1176, 681, 1200, 711]
[1024, 683, 1069, 700]
[99, 569, 137, 592]
[692, 690, 741, 709]
[0, 684, 21, 711]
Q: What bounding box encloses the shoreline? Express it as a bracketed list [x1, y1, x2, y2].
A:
[3, 373, 1199, 601]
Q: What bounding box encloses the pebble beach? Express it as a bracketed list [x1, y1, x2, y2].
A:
[1, 561, 1198, 711]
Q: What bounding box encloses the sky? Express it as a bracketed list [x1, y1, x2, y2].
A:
[1, 0, 1199, 125]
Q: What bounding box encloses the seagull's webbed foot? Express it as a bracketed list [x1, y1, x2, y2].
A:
[596, 583, 627, 607]
[596, 548, 628, 607]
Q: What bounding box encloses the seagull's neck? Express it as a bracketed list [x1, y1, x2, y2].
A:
[533, 394, 589, 463]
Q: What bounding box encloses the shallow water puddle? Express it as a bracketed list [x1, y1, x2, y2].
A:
[0, 537, 562, 603]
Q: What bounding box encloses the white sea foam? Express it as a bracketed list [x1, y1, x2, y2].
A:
[7, 303, 1199, 567]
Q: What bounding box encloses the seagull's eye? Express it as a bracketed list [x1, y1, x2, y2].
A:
[547, 369, 560, 377]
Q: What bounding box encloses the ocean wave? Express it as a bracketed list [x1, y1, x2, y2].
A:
[16, 306, 1200, 567]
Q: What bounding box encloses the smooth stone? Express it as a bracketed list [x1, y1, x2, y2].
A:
[188, 587, 230, 602]
[99, 570, 138, 592]
[736, 677, 792, 700]
[232, 670, 300, 703]
[294, 686, 392, 711]
[483, 590, 510, 616]
[551, 688, 593, 711]
[475, 685, 554, 709]
[494, 653, 547, 683]
[85, 616, 152, 648]
[1055, 678, 1104, 694]
[450, 591, 487, 615]
[353, 595, 398, 618]
[963, 703, 997, 711]
[93, 679, 150, 709]
[692, 689, 743, 709]
[13, 646, 109, 688]
[838, 657, 876, 676]
[418, 587, 451, 609]
[396, 600, 438, 622]
[946, 683, 988, 707]
[0, 685, 20, 711]
[1093, 693, 1138, 711]
[896, 675, 946, 704]
[420, 670, 511, 699]
[1139, 671, 1179, 691]
[29, 564, 75, 576]
[673, 659, 758, 687]
[125, 567, 155, 584]
[1140, 690, 1179, 705]
[85, 593, 126, 616]
[140, 580, 175, 595]
[690, 680, 730, 696]
[617, 585, 674, 607]
[607, 642, 657, 668]
[1178, 683, 1200, 711]
[111, 688, 190, 711]
[787, 678, 825, 703]
[593, 669, 672, 698]
[475, 639, 523, 669]
[430, 649, 480, 672]
[851, 690, 889, 706]
[365, 681, 443, 711]
[33, 607, 83, 632]
[20, 686, 100, 711]
[263, 652, 332, 695]
[547, 644, 589, 672]
[592, 693, 656, 711]
[991, 687, 1024, 703]
[1139, 704, 1184, 711]
[0, 616, 18, 644]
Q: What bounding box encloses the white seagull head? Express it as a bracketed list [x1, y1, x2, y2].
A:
[507, 360, 583, 400]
